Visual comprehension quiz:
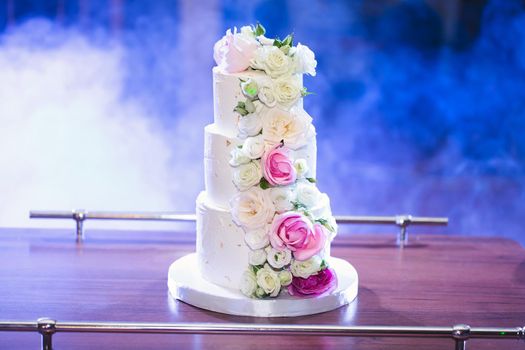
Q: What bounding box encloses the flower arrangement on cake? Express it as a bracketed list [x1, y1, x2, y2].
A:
[213, 24, 338, 299]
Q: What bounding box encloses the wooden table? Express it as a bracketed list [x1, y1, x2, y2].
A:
[0, 228, 524, 349]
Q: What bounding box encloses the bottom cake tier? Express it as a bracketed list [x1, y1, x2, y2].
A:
[196, 191, 335, 292]
[168, 253, 359, 317]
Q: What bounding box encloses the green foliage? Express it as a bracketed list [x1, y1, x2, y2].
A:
[254, 23, 266, 36]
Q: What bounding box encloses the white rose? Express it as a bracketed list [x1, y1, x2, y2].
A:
[256, 264, 282, 297]
[258, 84, 277, 107]
[242, 134, 265, 159]
[249, 249, 267, 265]
[238, 101, 264, 139]
[230, 187, 275, 229]
[278, 270, 293, 286]
[229, 147, 250, 166]
[295, 181, 322, 208]
[290, 255, 323, 278]
[252, 46, 293, 78]
[244, 227, 270, 250]
[266, 247, 292, 269]
[233, 161, 262, 191]
[291, 43, 317, 76]
[240, 270, 257, 297]
[273, 76, 302, 108]
[294, 159, 309, 178]
[262, 106, 312, 149]
[269, 186, 295, 213]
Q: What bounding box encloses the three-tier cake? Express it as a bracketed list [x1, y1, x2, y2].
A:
[168, 24, 358, 316]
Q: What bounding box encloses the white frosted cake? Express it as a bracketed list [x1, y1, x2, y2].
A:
[196, 24, 339, 299]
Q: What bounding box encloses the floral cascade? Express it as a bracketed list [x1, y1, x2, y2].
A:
[214, 24, 338, 299]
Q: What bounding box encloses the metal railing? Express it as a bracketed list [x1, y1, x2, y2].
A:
[29, 210, 448, 247]
[0, 319, 523, 350]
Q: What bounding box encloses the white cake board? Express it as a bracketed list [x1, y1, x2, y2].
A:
[167, 253, 358, 317]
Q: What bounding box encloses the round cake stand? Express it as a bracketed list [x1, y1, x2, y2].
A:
[167, 253, 358, 317]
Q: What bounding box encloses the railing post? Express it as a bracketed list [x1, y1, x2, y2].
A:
[73, 210, 86, 242]
[37, 318, 56, 350]
[452, 324, 470, 350]
[395, 215, 412, 247]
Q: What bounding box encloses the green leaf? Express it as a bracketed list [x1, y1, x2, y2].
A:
[292, 201, 307, 210]
[254, 23, 266, 36]
[320, 259, 327, 269]
[273, 39, 283, 48]
[282, 34, 293, 47]
[233, 106, 248, 116]
[306, 177, 316, 183]
[316, 218, 335, 233]
[259, 177, 271, 190]
[301, 87, 314, 97]
[234, 101, 248, 116]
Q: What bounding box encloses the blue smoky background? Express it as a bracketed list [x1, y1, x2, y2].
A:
[0, 0, 524, 245]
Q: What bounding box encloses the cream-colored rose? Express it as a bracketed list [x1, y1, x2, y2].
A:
[293, 158, 309, 178]
[291, 43, 317, 76]
[262, 106, 312, 149]
[256, 264, 282, 297]
[273, 76, 301, 108]
[244, 227, 270, 250]
[295, 181, 322, 208]
[278, 270, 293, 286]
[249, 249, 267, 265]
[269, 186, 295, 213]
[242, 134, 265, 159]
[230, 187, 275, 229]
[233, 161, 262, 191]
[252, 46, 293, 78]
[266, 247, 292, 269]
[258, 84, 277, 107]
[240, 270, 257, 297]
[229, 147, 250, 167]
[290, 255, 323, 278]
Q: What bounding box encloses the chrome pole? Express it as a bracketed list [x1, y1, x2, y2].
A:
[0, 320, 523, 340]
[29, 210, 448, 245]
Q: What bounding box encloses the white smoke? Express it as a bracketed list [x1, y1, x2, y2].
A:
[0, 19, 182, 230]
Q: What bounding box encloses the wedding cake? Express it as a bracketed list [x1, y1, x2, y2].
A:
[168, 24, 357, 316]
[196, 24, 340, 299]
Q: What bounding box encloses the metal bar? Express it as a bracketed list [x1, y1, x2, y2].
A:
[29, 210, 448, 246]
[30, 210, 448, 225]
[0, 320, 523, 341]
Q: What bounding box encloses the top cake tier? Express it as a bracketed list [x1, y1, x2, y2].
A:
[212, 67, 303, 138]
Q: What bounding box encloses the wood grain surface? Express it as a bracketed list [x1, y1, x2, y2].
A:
[0, 227, 524, 349]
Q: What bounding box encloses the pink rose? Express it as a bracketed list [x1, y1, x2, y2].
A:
[262, 143, 297, 186]
[288, 268, 337, 296]
[269, 212, 326, 261]
[213, 28, 259, 73]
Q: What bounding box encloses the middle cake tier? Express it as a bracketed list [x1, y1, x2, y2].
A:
[204, 123, 318, 209]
